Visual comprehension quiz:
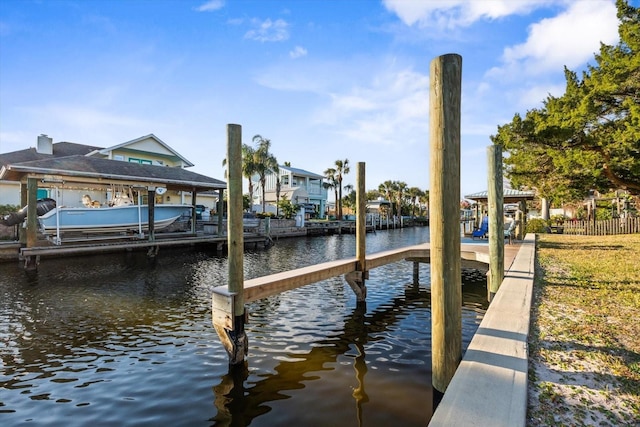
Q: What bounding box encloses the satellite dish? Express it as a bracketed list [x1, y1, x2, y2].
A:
[156, 187, 167, 195]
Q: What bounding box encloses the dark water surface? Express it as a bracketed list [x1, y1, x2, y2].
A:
[1, 227, 488, 426]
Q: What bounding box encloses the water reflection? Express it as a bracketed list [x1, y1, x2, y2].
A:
[0, 228, 488, 426]
[210, 272, 486, 426]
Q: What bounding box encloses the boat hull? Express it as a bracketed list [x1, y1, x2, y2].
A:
[38, 204, 191, 235]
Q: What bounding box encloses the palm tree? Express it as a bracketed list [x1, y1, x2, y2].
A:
[252, 135, 279, 213]
[342, 184, 355, 215]
[378, 180, 396, 224]
[419, 190, 429, 217]
[395, 181, 407, 224]
[407, 187, 423, 218]
[334, 159, 350, 219]
[275, 174, 282, 218]
[222, 143, 257, 212]
[324, 167, 337, 217]
[378, 180, 395, 209]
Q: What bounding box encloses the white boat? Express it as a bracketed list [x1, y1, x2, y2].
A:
[38, 203, 191, 236]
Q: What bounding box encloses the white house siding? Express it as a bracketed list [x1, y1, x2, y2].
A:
[0, 181, 21, 206]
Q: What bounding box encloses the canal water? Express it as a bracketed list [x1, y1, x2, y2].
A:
[0, 227, 488, 426]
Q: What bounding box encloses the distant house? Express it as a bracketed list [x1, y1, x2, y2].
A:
[251, 165, 328, 218]
[0, 134, 225, 210]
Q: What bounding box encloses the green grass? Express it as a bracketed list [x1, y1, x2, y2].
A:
[528, 234, 640, 426]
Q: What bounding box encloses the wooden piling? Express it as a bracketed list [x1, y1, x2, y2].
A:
[217, 189, 224, 236]
[19, 183, 27, 245]
[26, 178, 38, 249]
[429, 53, 462, 403]
[147, 188, 156, 241]
[356, 162, 366, 271]
[191, 189, 198, 234]
[346, 162, 368, 302]
[212, 124, 247, 366]
[23, 178, 39, 270]
[487, 145, 504, 301]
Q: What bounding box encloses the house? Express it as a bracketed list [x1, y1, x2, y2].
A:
[251, 165, 328, 218]
[0, 134, 224, 212]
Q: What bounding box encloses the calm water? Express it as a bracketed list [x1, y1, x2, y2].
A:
[0, 227, 488, 426]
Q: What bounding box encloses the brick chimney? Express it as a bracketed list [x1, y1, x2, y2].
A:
[37, 134, 53, 155]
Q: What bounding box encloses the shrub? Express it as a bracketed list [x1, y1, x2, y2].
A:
[526, 218, 549, 233]
[0, 204, 21, 215]
[256, 212, 276, 219]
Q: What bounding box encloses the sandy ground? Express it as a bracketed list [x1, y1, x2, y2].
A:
[527, 284, 640, 426]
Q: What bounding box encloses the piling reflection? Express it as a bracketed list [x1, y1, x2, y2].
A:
[2, 227, 489, 426]
[209, 281, 444, 426]
[349, 303, 369, 426]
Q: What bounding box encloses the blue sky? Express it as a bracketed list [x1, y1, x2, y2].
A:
[0, 0, 629, 199]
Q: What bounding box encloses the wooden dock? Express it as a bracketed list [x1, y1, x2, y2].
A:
[212, 241, 522, 303]
[15, 232, 269, 266]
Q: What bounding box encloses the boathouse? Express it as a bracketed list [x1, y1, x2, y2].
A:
[0, 134, 222, 210]
[0, 134, 228, 265]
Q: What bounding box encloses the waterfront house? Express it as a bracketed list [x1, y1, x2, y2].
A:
[251, 165, 328, 218]
[0, 134, 223, 211]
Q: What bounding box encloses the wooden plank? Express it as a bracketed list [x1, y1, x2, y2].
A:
[241, 258, 356, 302]
[224, 242, 508, 304]
[211, 288, 236, 330]
[366, 244, 428, 269]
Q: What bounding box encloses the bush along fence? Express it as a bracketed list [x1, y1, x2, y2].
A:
[558, 217, 640, 235]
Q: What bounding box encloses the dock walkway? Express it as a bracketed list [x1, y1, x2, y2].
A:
[429, 234, 535, 426]
[214, 238, 523, 303]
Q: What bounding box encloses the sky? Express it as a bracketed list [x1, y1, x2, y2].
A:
[0, 0, 631, 200]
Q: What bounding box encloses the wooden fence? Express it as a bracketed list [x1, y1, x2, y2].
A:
[559, 217, 640, 236]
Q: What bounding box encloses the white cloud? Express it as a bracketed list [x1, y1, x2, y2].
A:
[289, 46, 307, 59]
[317, 68, 429, 147]
[244, 18, 289, 42]
[382, 0, 556, 29]
[195, 0, 225, 12]
[499, 0, 619, 76]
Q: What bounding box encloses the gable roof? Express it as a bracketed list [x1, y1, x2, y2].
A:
[0, 155, 226, 192]
[93, 134, 194, 167]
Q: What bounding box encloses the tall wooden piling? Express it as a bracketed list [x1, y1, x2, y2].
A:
[356, 162, 366, 274]
[217, 189, 224, 236]
[26, 177, 38, 249]
[487, 144, 504, 301]
[429, 53, 462, 403]
[346, 162, 368, 302]
[212, 124, 247, 366]
[147, 188, 156, 242]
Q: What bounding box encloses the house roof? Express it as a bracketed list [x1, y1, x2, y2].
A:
[280, 165, 324, 179]
[0, 142, 101, 166]
[94, 134, 195, 167]
[0, 155, 226, 192]
[465, 189, 536, 203]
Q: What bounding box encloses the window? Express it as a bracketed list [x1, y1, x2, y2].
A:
[114, 154, 125, 161]
[128, 157, 153, 165]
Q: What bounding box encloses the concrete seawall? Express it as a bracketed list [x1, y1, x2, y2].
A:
[429, 233, 536, 426]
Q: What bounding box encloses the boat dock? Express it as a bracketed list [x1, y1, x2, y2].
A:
[3, 231, 269, 268]
[212, 239, 522, 304]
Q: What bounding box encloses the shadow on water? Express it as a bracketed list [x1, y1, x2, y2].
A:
[209, 279, 488, 427]
[1, 227, 489, 426]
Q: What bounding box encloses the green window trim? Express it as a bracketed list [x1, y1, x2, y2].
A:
[128, 157, 153, 165]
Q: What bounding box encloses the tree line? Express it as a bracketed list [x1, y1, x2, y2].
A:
[224, 137, 429, 219]
[492, 0, 639, 211]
